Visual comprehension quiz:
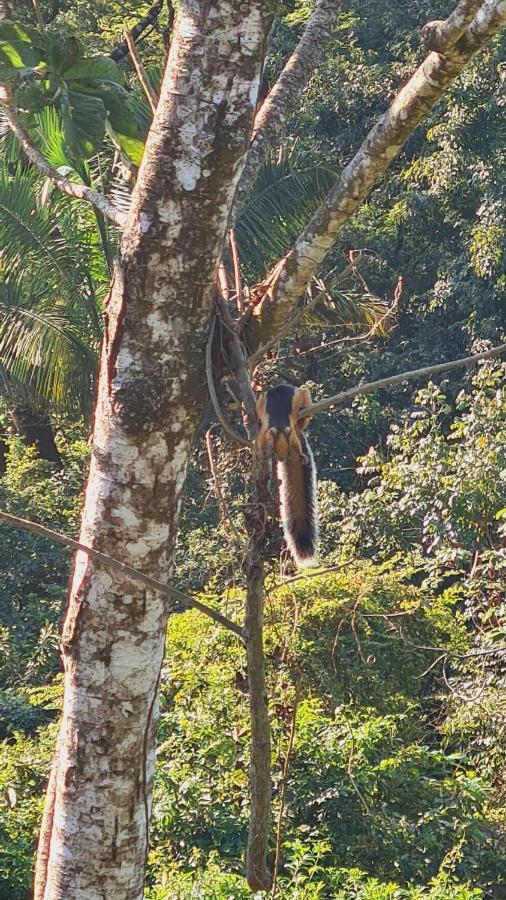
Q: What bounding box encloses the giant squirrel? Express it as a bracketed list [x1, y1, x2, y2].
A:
[256, 384, 319, 568]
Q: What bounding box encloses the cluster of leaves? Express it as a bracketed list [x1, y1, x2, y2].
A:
[0, 22, 145, 161]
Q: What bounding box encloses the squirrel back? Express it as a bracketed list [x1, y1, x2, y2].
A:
[256, 384, 319, 568]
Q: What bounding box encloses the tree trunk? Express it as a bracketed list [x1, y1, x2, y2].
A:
[9, 402, 62, 467]
[33, 2, 277, 898]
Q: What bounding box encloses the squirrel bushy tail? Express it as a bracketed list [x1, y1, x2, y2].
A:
[277, 432, 319, 568]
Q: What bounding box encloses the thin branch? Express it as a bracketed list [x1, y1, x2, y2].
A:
[300, 344, 506, 420]
[258, 0, 506, 341]
[206, 315, 250, 446]
[124, 27, 158, 115]
[205, 428, 245, 547]
[0, 509, 244, 639]
[229, 229, 244, 313]
[271, 686, 300, 898]
[235, 0, 342, 210]
[110, 0, 164, 62]
[1, 104, 127, 227]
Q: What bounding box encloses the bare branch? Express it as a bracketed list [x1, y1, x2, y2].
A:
[258, 0, 506, 339]
[235, 0, 342, 209]
[301, 344, 506, 419]
[0, 104, 128, 227]
[124, 27, 158, 115]
[0, 509, 244, 639]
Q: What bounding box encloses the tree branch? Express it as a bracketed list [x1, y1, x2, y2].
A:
[110, 0, 164, 62]
[1, 104, 128, 227]
[301, 344, 506, 419]
[422, 0, 485, 51]
[256, 0, 506, 341]
[124, 27, 158, 115]
[0, 509, 244, 639]
[234, 0, 341, 211]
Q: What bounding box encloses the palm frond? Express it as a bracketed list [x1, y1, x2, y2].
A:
[0, 290, 98, 416]
[235, 158, 337, 280]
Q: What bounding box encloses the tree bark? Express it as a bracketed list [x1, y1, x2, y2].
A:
[234, 0, 342, 210]
[33, 3, 277, 898]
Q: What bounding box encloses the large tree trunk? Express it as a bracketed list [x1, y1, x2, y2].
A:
[34, 3, 276, 898]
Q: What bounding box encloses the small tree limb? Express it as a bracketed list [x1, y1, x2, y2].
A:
[256, 0, 506, 341]
[300, 344, 506, 419]
[124, 27, 158, 115]
[1, 104, 127, 227]
[110, 0, 164, 62]
[235, 0, 342, 210]
[0, 509, 244, 639]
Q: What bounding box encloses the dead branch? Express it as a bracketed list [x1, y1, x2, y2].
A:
[257, 0, 506, 341]
[205, 428, 245, 547]
[300, 344, 506, 420]
[0, 509, 244, 639]
[271, 686, 301, 898]
[1, 104, 127, 227]
[244, 447, 273, 892]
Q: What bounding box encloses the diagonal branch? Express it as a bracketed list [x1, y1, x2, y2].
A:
[0, 509, 244, 639]
[234, 0, 342, 211]
[421, 0, 485, 51]
[1, 104, 128, 227]
[300, 344, 506, 419]
[110, 0, 164, 62]
[124, 26, 158, 115]
[256, 0, 506, 341]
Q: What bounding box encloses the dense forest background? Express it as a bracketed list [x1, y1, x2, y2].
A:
[0, 0, 505, 897]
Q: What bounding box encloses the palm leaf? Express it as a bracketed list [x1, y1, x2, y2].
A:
[0, 288, 98, 416]
[235, 158, 337, 280]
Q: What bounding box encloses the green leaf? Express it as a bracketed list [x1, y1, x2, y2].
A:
[60, 87, 106, 157]
[109, 127, 145, 165]
[63, 55, 123, 85]
[0, 39, 43, 69]
[0, 23, 39, 44]
[72, 81, 145, 164]
[45, 34, 82, 76]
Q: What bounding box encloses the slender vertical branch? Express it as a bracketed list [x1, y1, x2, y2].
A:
[124, 27, 158, 115]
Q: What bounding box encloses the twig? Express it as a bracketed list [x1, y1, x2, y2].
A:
[124, 27, 158, 115]
[301, 344, 506, 420]
[206, 316, 250, 446]
[0, 509, 244, 639]
[1, 104, 127, 227]
[271, 686, 301, 898]
[344, 717, 371, 815]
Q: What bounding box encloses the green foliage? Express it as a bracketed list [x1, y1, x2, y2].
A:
[0, 22, 144, 161]
[0, 432, 88, 692]
[143, 563, 503, 896]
